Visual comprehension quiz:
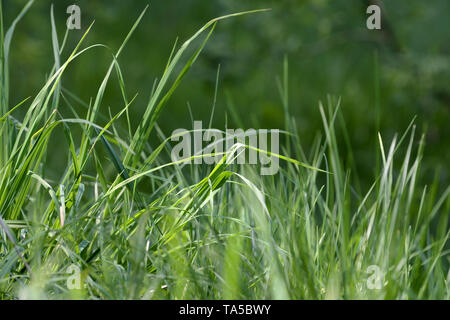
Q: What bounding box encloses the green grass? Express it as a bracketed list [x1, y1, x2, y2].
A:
[0, 2, 448, 299]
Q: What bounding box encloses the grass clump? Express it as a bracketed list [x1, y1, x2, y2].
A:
[0, 2, 448, 299]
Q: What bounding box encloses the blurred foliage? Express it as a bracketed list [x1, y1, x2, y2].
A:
[4, 0, 450, 186]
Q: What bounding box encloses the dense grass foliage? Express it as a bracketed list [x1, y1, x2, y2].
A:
[0, 2, 448, 299]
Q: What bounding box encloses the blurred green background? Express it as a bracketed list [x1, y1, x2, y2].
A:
[4, 0, 450, 186]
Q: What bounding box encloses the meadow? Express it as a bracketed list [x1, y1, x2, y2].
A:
[0, 1, 448, 299]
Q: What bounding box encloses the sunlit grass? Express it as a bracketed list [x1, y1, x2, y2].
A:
[0, 1, 448, 300]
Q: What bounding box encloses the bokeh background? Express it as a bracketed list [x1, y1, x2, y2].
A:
[4, 0, 450, 187]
